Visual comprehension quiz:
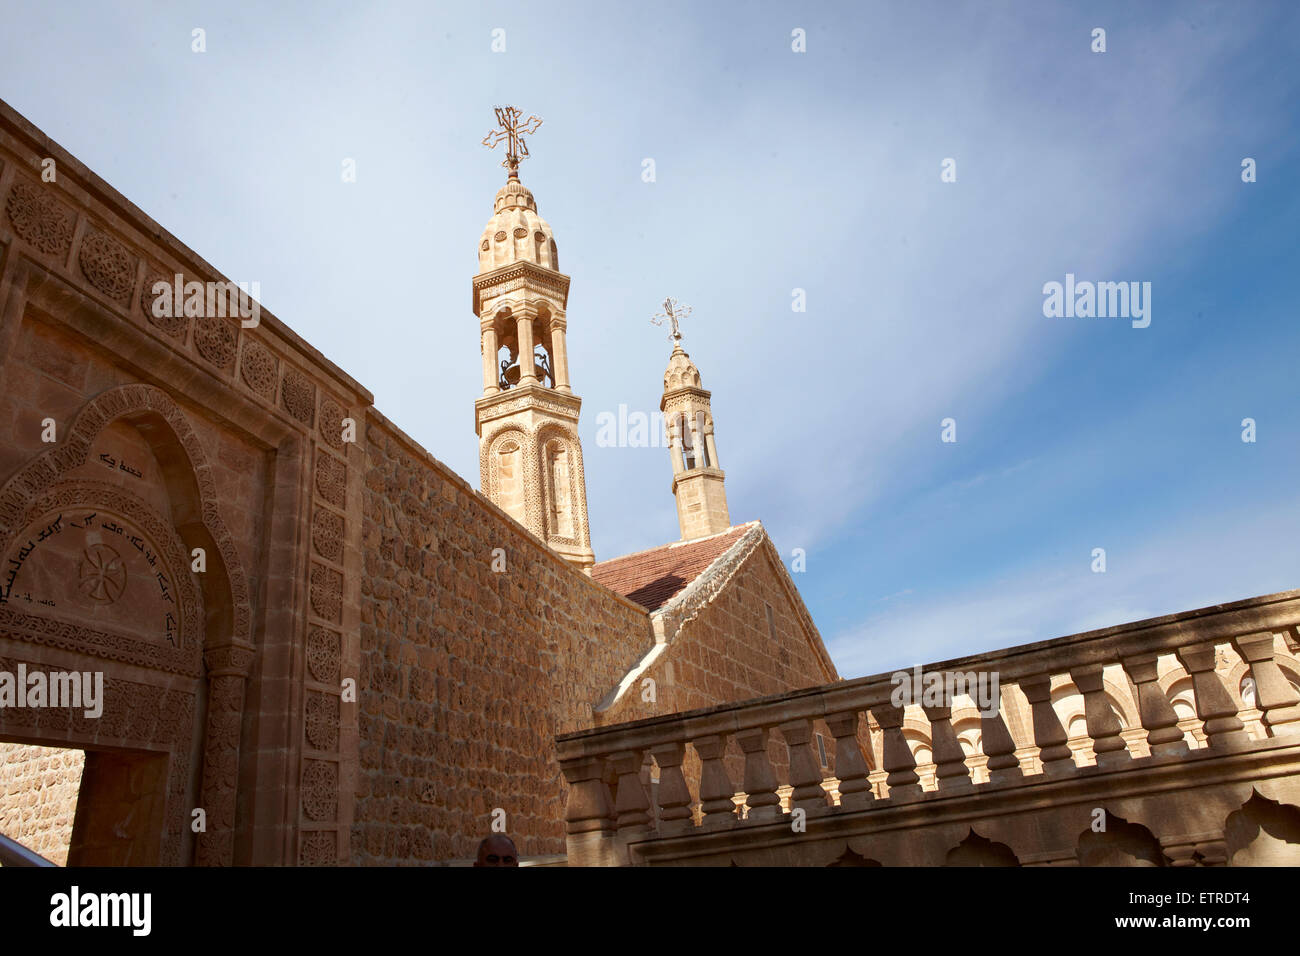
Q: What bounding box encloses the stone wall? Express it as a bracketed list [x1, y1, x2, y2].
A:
[0, 742, 83, 865]
[0, 96, 373, 864]
[659, 535, 837, 714]
[600, 530, 841, 787]
[354, 410, 655, 862]
[0, 95, 846, 866]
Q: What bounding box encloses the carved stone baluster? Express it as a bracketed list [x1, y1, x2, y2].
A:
[1233, 632, 1300, 736]
[979, 687, 1024, 784]
[735, 727, 782, 821]
[561, 755, 618, 866]
[923, 704, 973, 791]
[778, 718, 832, 813]
[1018, 675, 1074, 775]
[871, 703, 921, 800]
[1070, 664, 1131, 767]
[649, 742, 695, 834]
[1120, 654, 1190, 757]
[1175, 644, 1249, 747]
[825, 711, 873, 810]
[610, 749, 652, 836]
[692, 734, 738, 827]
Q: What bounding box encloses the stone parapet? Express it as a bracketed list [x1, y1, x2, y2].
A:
[558, 589, 1300, 865]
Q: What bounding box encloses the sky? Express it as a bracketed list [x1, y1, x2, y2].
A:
[2, 1, 1297, 678]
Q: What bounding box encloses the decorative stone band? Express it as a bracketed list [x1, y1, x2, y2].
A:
[557, 589, 1300, 865]
[474, 386, 582, 427]
[473, 261, 571, 315]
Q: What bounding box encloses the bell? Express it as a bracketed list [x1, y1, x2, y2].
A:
[503, 363, 521, 386]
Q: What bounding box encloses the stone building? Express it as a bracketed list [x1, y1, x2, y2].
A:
[1, 96, 1298, 867]
[0, 98, 835, 865]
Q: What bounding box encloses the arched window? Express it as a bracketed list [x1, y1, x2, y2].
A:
[678, 414, 697, 469]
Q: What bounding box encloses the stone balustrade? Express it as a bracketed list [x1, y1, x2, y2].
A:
[558, 590, 1300, 866]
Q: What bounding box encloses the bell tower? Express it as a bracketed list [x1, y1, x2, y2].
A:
[473, 108, 594, 570]
[655, 299, 731, 541]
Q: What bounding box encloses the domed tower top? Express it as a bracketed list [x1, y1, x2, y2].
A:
[664, 343, 702, 391]
[477, 177, 559, 272]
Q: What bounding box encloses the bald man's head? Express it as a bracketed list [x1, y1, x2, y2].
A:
[474, 835, 519, 867]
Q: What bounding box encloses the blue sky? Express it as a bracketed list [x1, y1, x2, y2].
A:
[3, 1, 1297, 678]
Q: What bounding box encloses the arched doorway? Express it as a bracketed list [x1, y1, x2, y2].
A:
[0, 384, 252, 865]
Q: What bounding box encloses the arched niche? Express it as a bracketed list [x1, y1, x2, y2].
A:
[0, 383, 253, 866]
[485, 428, 529, 526]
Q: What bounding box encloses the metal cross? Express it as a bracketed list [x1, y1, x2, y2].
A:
[651, 297, 692, 344]
[481, 106, 543, 175]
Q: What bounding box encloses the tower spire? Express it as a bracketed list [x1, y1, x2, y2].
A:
[473, 111, 594, 571]
[655, 300, 731, 541]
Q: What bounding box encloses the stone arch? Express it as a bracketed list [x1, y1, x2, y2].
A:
[1164, 675, 1200, 728]
[0, 383, 253, 865]
[0, 383, 251, 650]
[827, 846, 881, 867]
[950, 710, 983, 756]
[944, 829, 1019, 866]
[1076, 812, 1167, 866]
[1225, 791, 1300, 865]
[901, 718, 930, 760]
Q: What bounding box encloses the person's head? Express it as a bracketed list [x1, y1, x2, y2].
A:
[474, 834, 519, 867]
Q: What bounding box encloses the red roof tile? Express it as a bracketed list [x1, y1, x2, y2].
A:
[591, 525, 751, 611]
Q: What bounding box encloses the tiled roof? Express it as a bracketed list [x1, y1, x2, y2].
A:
[591, 524, 752, 612]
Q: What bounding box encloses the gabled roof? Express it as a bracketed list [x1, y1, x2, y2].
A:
[590, 524, 753, 612]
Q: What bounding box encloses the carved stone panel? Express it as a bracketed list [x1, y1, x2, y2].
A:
[0, 480, 201, 675]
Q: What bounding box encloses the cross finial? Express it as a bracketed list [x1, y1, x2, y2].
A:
[481, 106, 543, 178]
[651, 297, 692, 345]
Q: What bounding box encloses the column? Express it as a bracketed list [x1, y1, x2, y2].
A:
[922, 704, 973, 791]
[550, 319, 571, 392]
[692, 734, 737, 827]
[1069, 665, 1131, 767]
[481, 322, 499, 394]
[778, 718, 832, 813]
[196, 643, 254, 866]
[871, 703, 921, 800]
[1176, 643, 1249, 747]
[561, 756, 618, 866]
[1120, 654, 1190, 757]
[1019, 675, 1076, 774]
[825, 711, 873, 809]
[649, 742, 694, 834]
[735, 727, 782, 821]
[516, 310, 537, 385]
[1232, 632, 1300, 736]
[668, 420, 685, 474]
